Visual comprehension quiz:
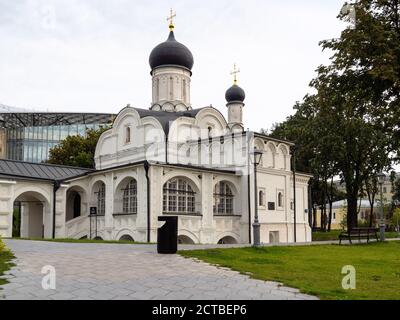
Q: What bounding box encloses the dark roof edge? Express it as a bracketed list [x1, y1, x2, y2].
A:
[160, 162, 237, 175]
[64, 160, 237, 182]
[253, 132, 295, 146]
[0, 112, 116, 116]
[150, 64, 192, 76]
[0, 158, 95, 171]
[0, 172, 56, 183]
[293, 172, 314, 178]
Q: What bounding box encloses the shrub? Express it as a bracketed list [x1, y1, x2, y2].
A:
[0, 238, 5, 253]
[391, 208, 400, 231]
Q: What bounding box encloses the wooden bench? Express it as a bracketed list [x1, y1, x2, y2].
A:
[339, 227, 379, 245]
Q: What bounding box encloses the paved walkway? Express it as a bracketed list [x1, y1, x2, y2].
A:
[0, 239, 318, 300]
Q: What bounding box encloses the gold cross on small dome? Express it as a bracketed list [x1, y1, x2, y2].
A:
[167, 8, 176, 31]
[230, 63, 240, 84]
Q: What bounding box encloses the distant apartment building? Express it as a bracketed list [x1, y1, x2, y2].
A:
[333, 173, 398, 203]
[0, 105, 115, 163]
[315, 199, 379, 230]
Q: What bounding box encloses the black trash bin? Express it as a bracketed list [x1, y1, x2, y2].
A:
[157, 216, 178, 254]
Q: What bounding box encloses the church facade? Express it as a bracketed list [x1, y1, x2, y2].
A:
[0, 21, 312, 245]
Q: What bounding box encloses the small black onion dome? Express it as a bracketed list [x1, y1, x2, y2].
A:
[225, 84, 245, 103]
[149, 31, 194, 71]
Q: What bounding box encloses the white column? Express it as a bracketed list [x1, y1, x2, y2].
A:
[149, 165, 163, 242]
[104, 173, 114, 240]
[20, 204, 28, 238]
[200, 173, 214, 243]
[0, 181, 15, 238]
[56, 187, 68, 238]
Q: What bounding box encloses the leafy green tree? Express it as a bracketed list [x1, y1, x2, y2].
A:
[47, 127, 109, 168]
[271, 1, 399, 230]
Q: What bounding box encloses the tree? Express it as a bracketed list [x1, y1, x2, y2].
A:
[321, 0, 400, 124]
[47, 127, 108, 168]
[270, 95, 344, 231]
[271, 1, 399, 231]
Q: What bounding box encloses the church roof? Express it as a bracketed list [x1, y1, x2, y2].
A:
[133, 107, 204, 134]
[225, 84, 245, 104]
[149, 30, 194, 72]
[0, 159, 93, 182]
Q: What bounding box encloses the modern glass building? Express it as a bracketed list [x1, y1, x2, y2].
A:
[0, 112, 115, 163]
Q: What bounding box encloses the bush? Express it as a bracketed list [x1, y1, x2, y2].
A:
[358, 220, 370, 227]
[391, 208, 400, 232]
[0, 238, 8, 253]
[0, 238, 5, 253]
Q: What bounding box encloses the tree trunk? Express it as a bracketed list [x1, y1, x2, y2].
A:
[321, 178, 327, 231]
[320, 205, 324, 231]
[327, 177, 334, 232]
[328, 201, 333, 232]
[369, 203, 374, 227]
[347, 196, 358, 230]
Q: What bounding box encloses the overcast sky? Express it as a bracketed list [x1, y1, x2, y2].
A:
[0, 0, 348, 132]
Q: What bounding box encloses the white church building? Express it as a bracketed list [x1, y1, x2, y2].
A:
[0, 19, 312, 245]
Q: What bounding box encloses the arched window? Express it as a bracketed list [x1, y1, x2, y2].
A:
[122, 179, 137, 214]
[73, 193, 81, 218]
[156, 78, 160, 98]
[208, 126, 212, 138]
[163, 178, 195, 214]
[97, 183, 106, 215]
[278, 192, 283, 208]
[259, 190, 264, 206]
[214, 182, 234, 215]
[169, 76, 174, 100]
[125, 126, 131, 143]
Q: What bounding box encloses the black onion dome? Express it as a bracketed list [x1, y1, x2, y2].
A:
[149, 31, 194, 71]
[225, 84, 245, 103]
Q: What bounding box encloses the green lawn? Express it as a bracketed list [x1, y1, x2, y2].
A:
[6, 237, 151, 245]
[0, 239, 15, 288]
[312, 230, 400, 241]
[180, 241, 400, 300]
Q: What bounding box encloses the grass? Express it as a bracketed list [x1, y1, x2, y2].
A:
[312, 230, 400, 241]
[0, 239, 15, 289]
[6, 237, 152, 245]
[179, 241, 400, 300]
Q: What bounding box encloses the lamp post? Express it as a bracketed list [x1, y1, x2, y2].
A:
[377, 172, 386, 241]
[251, 148, 263, 247]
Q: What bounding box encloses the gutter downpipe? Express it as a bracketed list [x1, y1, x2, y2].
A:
[144, 161, 151, 243]
[165, 135, 168, 164]
[52, 180, 61, 239]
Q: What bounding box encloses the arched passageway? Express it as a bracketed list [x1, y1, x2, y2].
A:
[13, 191, 49, 238]
[119, 234, 135, 242]
[217, 236, 238, 244]
[66, 187, 87, 222]
[178, 235, 195, 244]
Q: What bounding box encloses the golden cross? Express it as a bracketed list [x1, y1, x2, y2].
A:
[230, 63, 240, 84]
[167, 8, 176, 31]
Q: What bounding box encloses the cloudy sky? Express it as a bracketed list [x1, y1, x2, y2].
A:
[0, 0, 348, 132]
